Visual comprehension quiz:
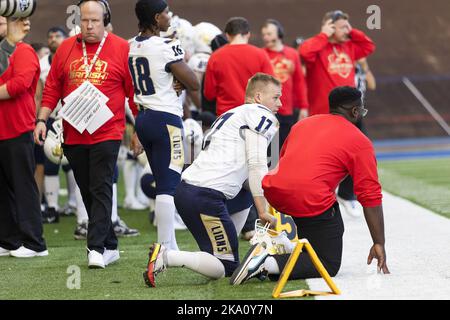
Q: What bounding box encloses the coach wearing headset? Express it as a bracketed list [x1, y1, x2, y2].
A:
[261, 19, 309, 148]
[34, 0, 137, 269]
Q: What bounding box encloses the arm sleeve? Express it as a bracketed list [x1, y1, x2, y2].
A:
[292, 53, 309, 110]
[203, 55, 217, 101]
[348, 145, 383, 207]
[41, 47, 64, 110]
[349, 28, 376, 61]
[299, 32, 329, 64]
[245, 129, 269, 197]
[5, 45, 39, 98]
[0, 39, 15, 76]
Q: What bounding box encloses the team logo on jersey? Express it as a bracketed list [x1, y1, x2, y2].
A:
[69, 55, 109, 86]
[327, 51, 353, 78]
[270, 57, 295, 83]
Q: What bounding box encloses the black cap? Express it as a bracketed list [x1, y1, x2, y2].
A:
[211, 34, 228, 52]
[135, 0, 168, 26]
[329, 86, 362, 109]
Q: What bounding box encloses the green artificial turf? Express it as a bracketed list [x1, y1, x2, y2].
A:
[378, 157, 450, 218]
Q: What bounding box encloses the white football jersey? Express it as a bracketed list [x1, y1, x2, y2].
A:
[129, 36, 185, 117]
[40, 54, 62, 118]
[182, 104, 279, 199]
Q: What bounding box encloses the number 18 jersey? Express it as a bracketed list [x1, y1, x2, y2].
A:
[128, 36, 185, 117]
[182, 103, 279, 199]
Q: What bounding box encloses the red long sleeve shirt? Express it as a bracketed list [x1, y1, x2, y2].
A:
[0, 43, 40, 140]
[262, 114, 382, 218]
[299, 29, 375, 115]
[204, 44, 274, 116]
[263, 46, 308, 116]
[42, 34, 137, 145]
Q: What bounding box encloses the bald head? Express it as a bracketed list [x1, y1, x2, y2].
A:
[80, 0, 106, 43]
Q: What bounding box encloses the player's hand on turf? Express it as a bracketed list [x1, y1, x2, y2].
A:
[173, 78, 185, 97]
[321, 19, 336, 37]
[259, 212, 277, 229]
[34, 122, 47, 146]
[131, 132, 144, 157]
[6, 18, 31, 45]
[367, 243, 390, 274]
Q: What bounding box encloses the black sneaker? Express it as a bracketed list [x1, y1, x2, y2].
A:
[42, 207, 60, 224]
[113, 219, 140, 237]
[74, 222, 88, 240]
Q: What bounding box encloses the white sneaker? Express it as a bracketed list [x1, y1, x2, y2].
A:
[0, 246, 11, 257]
[337, 196, 363, 218]
[88, 250, 105, 269]
[123, 198, 148, 211]
[103, 249, 120, 266]
[10, 246, 48, 258]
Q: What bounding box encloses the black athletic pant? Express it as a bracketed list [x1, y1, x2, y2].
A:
[272, 202, 344, 279]
[63, 140, 120, 253]
[338, 118, 369, 200]
[276, 113, 295, 151]
[0, 132, 47, 252]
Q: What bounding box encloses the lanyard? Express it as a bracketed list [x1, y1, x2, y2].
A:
[82, 31, 108, 80]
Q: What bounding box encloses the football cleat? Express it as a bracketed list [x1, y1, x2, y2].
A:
[113, 219, 140, 237]
[230, 243, 269, 285]
[337, 196, 363, 218]
[74, 222, 88, 240]
[249, 220, 295, 255]
[143, 243, 167, 288]
[42, 207, 60, 224]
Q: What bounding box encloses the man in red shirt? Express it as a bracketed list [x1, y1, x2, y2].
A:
[204, 17, 274, 116]
[0, 18, 48, 258]
[34, 0, 137, 269]
[231, 87, 389, 283]
[261, 19, 309, 147]
[299, 10, 375, 116]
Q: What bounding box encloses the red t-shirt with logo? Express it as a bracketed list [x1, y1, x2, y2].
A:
[262, 114, 382, 218]
[263, 46, 308, 116]
[204, 44, 274, 116]
[299, 29, 375, 115]
[42, 34, 137, 145]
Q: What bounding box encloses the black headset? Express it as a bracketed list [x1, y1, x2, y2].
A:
[266, 19, 285, 40]
[77, 0, 112, 27]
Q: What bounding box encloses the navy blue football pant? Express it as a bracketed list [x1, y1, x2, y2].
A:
[135, 109, 184, 196]
[63, 140, 120, 253]
[175, 181, 240, 276]
[0, 132, 47, 252]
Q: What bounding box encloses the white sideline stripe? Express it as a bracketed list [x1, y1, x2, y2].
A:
[306, 191, 450, 300]
[402, 77, 450, 136]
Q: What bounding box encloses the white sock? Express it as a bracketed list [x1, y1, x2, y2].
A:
[230, 207, 251, 235]
[44, 175, 60, 209]
[111, 183, 118, 223]
[263, 256, 281, 275]
[155, 194, 177, 249]
[166, 250, 225, 279]
[75, 186, 88, 225]
[66, 170, 77, 207]
[170, 229, 179, 251]
[123, 159, 137, 204]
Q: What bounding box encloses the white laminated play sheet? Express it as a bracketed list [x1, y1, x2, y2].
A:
[59, 81, 113, 134]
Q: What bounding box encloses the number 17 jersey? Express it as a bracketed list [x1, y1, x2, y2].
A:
[182, 103, 279, 199]
[128, 36, 185, 117]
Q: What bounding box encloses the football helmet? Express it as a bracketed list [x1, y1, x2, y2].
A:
[43, 119, 69, 166]
[193, 22, 222, 54]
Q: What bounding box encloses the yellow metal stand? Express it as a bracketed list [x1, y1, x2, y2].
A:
[272, 239, 341, 298]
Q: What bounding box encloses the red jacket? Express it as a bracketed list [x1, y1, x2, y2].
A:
[0, 43, 40, 140]
[42, 33, 137, 145]
[263, 114, 382, 218]
[299, 29, 375, 115]
[264, 46, 308, 116]
[204, 44, 274, 116]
